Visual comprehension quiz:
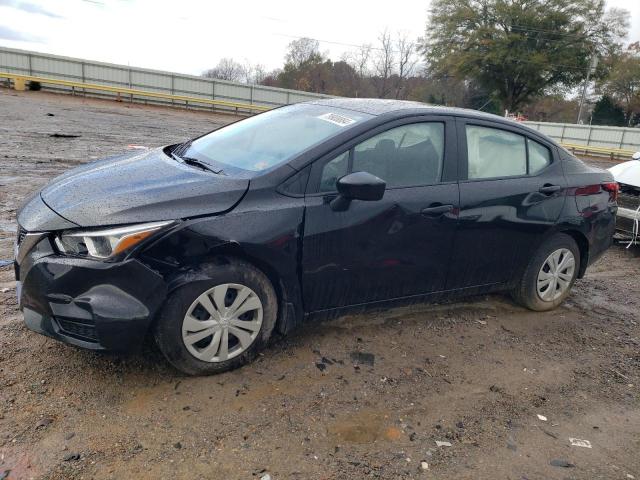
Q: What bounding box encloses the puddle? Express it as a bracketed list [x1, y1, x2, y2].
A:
[328, 410, 399, 444]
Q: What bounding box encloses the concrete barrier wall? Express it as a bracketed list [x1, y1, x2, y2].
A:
[525, 121, 640, 152]
[0, 46, 331, 111]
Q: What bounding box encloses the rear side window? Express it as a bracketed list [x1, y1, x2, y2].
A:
[466, 125, 526, 179]
[465, 125, 553, 179]
[527, 138, 552, 174]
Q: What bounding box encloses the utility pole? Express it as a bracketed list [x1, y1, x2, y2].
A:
[577, 55, 599, 124]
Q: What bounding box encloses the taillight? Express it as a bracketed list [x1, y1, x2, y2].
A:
[602, 182, 619, 202]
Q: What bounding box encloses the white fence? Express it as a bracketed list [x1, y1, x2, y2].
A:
[525, 121, 640, 152]
[0, 46, 330, 111]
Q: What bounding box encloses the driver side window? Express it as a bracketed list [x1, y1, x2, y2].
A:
[319, 151, 349, 193]
[318, 122, 445, 192]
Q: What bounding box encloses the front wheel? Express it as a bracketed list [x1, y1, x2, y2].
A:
[154, 259, 277, 376]
[511, 233, 581, 312]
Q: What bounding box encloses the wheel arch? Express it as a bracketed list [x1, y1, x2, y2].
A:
[161, 242, 303, 336]
[558, 228, 589, 278]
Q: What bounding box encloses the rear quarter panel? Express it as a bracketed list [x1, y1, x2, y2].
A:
[558, 151, 616, 270]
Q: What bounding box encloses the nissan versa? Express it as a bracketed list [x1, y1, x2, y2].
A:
[15, 99, 617, 375]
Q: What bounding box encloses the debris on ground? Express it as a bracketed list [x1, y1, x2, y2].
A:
[550, 459, 574, 468]
[35, 417, 53, 428]
[350, 351, 375, 366]
[569, 438, 592, 448]
[537, 426, 558, 439]
[49, 133, 81, 138]
[537, 414, 548, 421]
[435, 441, 452, 447]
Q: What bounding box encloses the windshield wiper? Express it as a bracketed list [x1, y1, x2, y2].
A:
[170, 152, 224, 175]
[173, 140, 193, 157]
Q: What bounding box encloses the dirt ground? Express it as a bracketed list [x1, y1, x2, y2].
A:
[0, 89, 638, 480]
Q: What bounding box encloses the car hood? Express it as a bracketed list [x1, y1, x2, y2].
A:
[37, 148, 249, 228]
[609, 160, 640, 187]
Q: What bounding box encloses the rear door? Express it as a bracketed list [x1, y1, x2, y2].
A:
[446, 118, 566, 289]
[301, 116, 460, 312]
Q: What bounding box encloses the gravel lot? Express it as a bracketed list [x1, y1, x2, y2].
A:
[0, 89, 638, 480]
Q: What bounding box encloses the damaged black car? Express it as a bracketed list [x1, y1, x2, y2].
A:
[15, 99, 618, 375]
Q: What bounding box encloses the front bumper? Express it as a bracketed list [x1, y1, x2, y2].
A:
[16, 234, 167, 351]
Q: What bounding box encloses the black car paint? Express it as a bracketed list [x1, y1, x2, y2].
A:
[15, 99, 616, 351]
[301, 115, 460, 311]
[38, 148, 250, 227]
[447, 117, 569, 288]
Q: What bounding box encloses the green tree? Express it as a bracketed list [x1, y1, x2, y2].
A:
[591, 95, 625, 126]
[599, 46, 640, 126]
[423, 0, 629, 112]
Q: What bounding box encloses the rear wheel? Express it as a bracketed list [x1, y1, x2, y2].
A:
[511, 233, 580, 311]
[154, 259, 277, 375]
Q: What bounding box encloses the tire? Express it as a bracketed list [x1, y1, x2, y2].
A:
[154, 259, 277, 376]
[511, 233, 581, 312]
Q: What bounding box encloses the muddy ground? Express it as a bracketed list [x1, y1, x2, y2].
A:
[0, 89, 638, 480]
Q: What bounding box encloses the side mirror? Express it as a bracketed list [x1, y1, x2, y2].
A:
[331, 171, 386, 211]
[633, 151, 640, 160]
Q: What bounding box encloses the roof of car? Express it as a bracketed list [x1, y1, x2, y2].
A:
[308, 97, 551, 142]
[308, 97, 502, 118]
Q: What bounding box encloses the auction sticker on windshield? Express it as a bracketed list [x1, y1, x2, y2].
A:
[317, 112, 357, 127]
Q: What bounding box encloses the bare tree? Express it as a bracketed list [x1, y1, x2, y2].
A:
[395, 33, 419, 99]
[373, 30, 395, 98]
[240, 59, 255, 84]
[252, 64, 267, 84]
[202, 58, 246, 82]
[343, 43, 373, 78]
[285, 37, 322, 68]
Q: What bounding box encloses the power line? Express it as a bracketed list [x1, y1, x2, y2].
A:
[273, 33, 417, 54]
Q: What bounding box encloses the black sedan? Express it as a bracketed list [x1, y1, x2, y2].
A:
[15, 99, 618, 375]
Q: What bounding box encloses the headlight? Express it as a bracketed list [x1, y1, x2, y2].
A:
[55, 221, 173, 259]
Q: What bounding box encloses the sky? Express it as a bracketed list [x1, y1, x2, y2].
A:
[0, 0, 639, 76]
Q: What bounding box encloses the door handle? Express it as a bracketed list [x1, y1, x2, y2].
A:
[421, 204, 454, 216]
[539, 184, 561, 195]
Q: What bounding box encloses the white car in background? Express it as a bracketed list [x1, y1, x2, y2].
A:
[609, 152, 640, 243]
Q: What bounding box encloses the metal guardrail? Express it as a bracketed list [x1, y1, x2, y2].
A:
[0, 72, 271, 114]
[560, 142, 637, 160]
[0, 46, 331, 109]
[526, 120, 640, 158]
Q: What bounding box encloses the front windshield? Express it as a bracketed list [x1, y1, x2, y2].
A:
[182, 104, 372, 174]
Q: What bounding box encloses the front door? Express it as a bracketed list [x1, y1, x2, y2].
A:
[301, 117, 460, 312]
